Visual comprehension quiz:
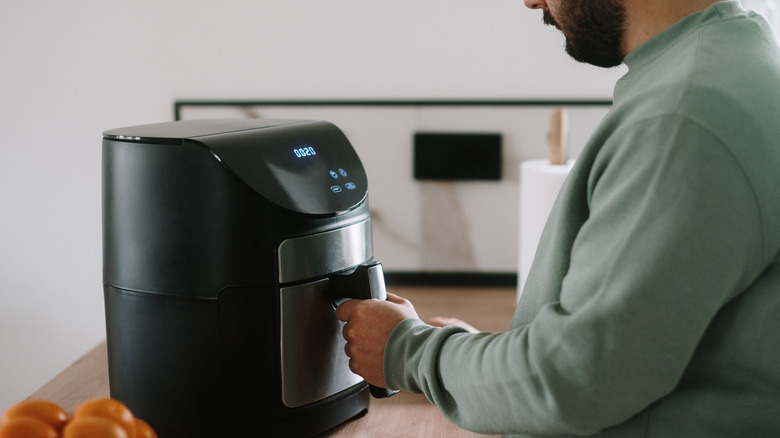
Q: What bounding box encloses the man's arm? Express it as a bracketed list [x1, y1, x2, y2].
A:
[356, 117, 764, 435]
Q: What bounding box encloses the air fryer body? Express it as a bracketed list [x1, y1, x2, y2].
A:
[102, 119, 372, 437]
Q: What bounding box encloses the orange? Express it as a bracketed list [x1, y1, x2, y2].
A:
[0, 417, 58, 438]
[63, 417, 129, 438]
[131, 418, 158, 438]
[0, 399, 68, 433]
[73, 398, 135, 437]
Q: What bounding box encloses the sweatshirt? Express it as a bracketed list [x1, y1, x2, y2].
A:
[384, 2, 780, 436]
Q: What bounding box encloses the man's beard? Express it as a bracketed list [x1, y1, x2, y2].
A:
[543, 0, 626, 68]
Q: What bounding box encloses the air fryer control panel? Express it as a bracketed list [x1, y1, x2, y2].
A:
[104, 118, 369, 216]
[198, 121, 369, 216]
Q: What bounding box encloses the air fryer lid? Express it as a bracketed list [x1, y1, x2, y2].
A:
[104, 119, 368, 216]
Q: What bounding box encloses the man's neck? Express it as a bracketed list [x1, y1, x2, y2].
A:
[621, 0, 723, 55]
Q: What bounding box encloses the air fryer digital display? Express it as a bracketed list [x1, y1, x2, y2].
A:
[200, 123, 369, 216]
[293, 146, 317, 158]
[260, 141, 365, 214]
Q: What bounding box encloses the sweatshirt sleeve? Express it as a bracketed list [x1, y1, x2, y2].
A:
[383, 115, 765, 435]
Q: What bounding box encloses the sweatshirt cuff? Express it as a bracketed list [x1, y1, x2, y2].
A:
[383, 318, 467, 394]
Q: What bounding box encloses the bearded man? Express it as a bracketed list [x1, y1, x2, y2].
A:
[335, 1, 780, 436]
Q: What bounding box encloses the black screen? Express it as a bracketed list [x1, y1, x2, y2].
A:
[414, 133, 502, 181]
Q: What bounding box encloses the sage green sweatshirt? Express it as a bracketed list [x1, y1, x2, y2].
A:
[384, 2, 780, 436]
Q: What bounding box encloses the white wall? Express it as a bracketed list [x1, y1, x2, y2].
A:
[0, 0, 622, 412]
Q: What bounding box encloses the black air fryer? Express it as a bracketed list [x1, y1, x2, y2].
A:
[102, 119, 388, 437]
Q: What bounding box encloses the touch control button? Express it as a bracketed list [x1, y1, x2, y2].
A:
[331, 185, 342, 193]
[345, 182, 356, 190]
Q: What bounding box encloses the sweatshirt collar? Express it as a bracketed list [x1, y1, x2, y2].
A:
[622, 1, 743, 71]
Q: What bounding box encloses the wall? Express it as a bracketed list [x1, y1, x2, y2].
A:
[0, 0, 625, 411]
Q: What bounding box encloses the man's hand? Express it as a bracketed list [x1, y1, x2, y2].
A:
[334, 292, 419, 388]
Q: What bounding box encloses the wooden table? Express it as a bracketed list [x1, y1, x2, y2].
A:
[30, 286, 517, 437]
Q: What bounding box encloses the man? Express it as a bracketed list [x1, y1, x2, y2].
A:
[335, 1, 780, 436]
